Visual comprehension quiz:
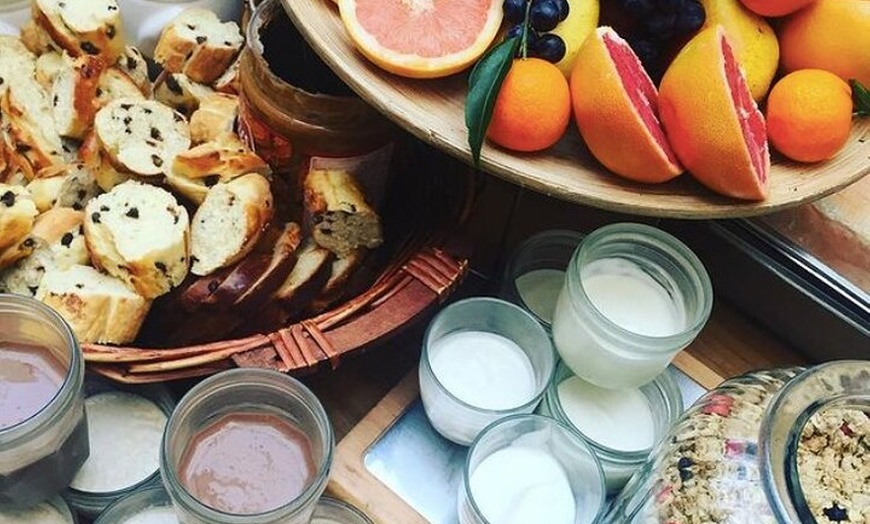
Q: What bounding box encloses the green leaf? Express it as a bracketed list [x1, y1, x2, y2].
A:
[465, 37, 520, 166]
[851, 79, 870, 116]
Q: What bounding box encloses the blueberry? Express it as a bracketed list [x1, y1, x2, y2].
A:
[552, 0, 570, 20]
[622, 0, 656, 15]
[503, 0, 528, 24]
[657, 0, 685, 13]
[647, 12, 678, 40]
[629, 37, 660, 67]
[674, 0, 705, 33]
[530, 33, 566, 63]
[823, 504, 848, 522]
[530, 0, 561, 32]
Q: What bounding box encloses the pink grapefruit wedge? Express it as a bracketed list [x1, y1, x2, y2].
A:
[658, 25, 770, 201]
[338, 0, 503, 79]
[569, 27, 684, 184]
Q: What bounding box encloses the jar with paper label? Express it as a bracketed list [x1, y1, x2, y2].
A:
[239, 0, 395, 212]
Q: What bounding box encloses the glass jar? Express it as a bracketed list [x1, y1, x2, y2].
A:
[419, 297, 557, 445]
[239, 0, 395, 210]
[0, 494, 77, 524]
[161, 368, 334, 524]
[501, 230, 585, 330]
[0, 295, 88, 507]
[65, 377, 176, 518]
[540, 363, 683, 494]
[603, 360, 870, 524]
[458, 414, 606, 524]
[94, 487, 176, 524]
[551, 223, 713, 389]
[310, 497, 373, 524]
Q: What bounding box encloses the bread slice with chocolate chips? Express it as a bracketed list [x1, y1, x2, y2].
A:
[96, 67, 147, 108]
[190, 173, 273, 276]
[189, 93, 238, 144]
[154, 8, 243, 85]
[154, 72, 214, 116]
[32, 207, 88, 269]
[52, 54, 106, 139]
[0, 184, 39, 269]
[304, 169, 383, 257]
[37, 264, 151, 344]
[94, 99, 191, 178]
[32, 0, 125, 61]
[84, 180, 190, 298]
[115, 46, 151, 97]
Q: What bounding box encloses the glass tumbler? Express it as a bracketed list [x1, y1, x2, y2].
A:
[161, 368, 334, 524]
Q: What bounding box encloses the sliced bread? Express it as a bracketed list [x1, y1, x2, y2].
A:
[304, 169, 383, 257]
[154, 72, 214, 116]
[171, 135, 270, 182]
[37, 264, 151, 344]
[20, 19, 58, 56]
[52, 54, 106, 139]
[84, 180, 190, 298]
[0, 184, 38, 253]
[115, 46, 151, 97]
[94, 99, 191, 177]
[0, 240, 54, 297]
[273, 238, 333, 311]
[190, 172, 273, 276]
[54, 163, 102, 210]
[153, 8, 243, 85]
[189, 93, 238, 144]
[35, 51, 66, 92]
[96, 67, 147, 108]
[32, 207, 88, 269]
[33, 0, 125, 61]
[25, 173, 68, 212]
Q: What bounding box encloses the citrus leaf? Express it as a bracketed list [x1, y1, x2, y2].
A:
[851, 79, 870, 116]
[466, 37, 520, 166]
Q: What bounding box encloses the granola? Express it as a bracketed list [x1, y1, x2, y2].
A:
[797, 408, 870, 524]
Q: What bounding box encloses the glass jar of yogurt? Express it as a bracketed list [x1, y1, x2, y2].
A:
[540, 363, 683, 493]
[603, 360, 870, 524]
[161, 368, 334, 524]
[0, 295, 88, 506]
[551, 223, 713, 389]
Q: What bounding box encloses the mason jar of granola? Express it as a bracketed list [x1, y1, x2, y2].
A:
[604, 360, 869, 524]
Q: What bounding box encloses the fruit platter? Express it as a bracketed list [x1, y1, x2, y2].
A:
[282, 0, 870, 219]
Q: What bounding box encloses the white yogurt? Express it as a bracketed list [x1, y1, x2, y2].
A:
[120, 507, 178, 524]
[557, 376, 654, 452]
[468, 446, 576, 524]
[70, 391, 167, 493]
[582, 258, 684, 337]
[429, 331, 536, 410]
[515, 269, 564, 324]
[0, 502, 70, 524]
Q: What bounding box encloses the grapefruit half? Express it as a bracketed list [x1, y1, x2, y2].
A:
[659, 25, 769, 201]
[338, 0, 503, 79]
[569, 27, 683, 184]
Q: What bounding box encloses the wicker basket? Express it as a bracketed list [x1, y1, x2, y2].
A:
[82, 141, 474, 384]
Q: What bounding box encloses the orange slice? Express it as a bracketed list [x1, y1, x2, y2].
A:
[570, 27, 683, 184]
[338, 0, 503, 79]
[659, 26, 770, 201]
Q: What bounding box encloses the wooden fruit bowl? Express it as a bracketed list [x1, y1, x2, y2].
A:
[282, 0, 870, 220]
[82, 142, 473, 384]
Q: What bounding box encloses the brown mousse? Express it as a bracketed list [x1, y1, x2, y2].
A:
[179, 412, 316, 515]
[0, 343, 66, 430]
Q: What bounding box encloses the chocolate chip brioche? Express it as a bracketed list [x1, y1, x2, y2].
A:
[0, 184, 38, 256]
[37, 264, 151, 344]
[54, 163, 102, 210]
[153, 8, 243, 85]
[84, 181, 190, 298]
[154, 72, 214, 116]
[32, 0, 125, 61]
[52, 54, 106, 139]
[189, 93, 238, 144]
[0, 240, 54, 297]
[32, 207, 88, 269]
[172, 136, 270, 182]
[116, 46, 151, 97]
[94, 99, 191, 177]
[25, 173, 68, 212]
[304, 169, 384, 257]
[96, 67, 147, 108]
[190, 173, 273, 276]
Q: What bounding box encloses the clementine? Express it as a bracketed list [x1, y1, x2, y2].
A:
[766, 69, 853, 163]
[487, 58, 571, 153]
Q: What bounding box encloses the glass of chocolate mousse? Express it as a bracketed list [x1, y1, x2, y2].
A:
[0, 295, 88, 506]
[161, 368, 334, 524]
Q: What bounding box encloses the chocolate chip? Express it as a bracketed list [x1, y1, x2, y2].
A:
[27, 286, 38, 296]
[155, 262, 167, 274]
[100, 205, 109, 212]
[106, 25, 116, 39]
[152, 155, 164, 167]
[165, 74, 183, 95]
[195, 36, 207, 44]
[186, 24, 196, 30]
[126, 55, 137, 71]
[223, 41, 232, 47]
[203, 175, 220, 187]
[91, 212, 101, 224]
[61, 232, 74, 247]
[72, 203, 83, 211]
[143, 108, 152, 115]
[123, 116, 132, 125]
[80, 42, 99, 55]
[678, 468, 693, 482]
[95, 87, 103, 97]
[15, 143, 31, 154]
[150, 127, 163, 141]
[22, 238, 35, 248]
[120, 103, 132, 110]
[75, 283, 84, 289]
[125, 207, 139, 219]
[0, 191, 16, 207]
[53, 95, 58, 106]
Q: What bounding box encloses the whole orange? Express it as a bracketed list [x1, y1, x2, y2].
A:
[487, 58, 571, 152]
[739, 0, 815, 17]
[765, 69, 853, 163]
[778, 0, 870, 86]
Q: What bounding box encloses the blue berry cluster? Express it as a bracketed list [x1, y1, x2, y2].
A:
[503, 0, 571, 63]
[616, 0, 706, 80]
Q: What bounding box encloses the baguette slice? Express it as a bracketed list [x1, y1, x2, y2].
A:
[25, 174, 68, 212]
[273, 238, 333, 311]
[154, 72, 214, 116]
[115, 46, 151, 97]
[0, 241, 54, 297]
[37, 264, 151, 344]
[54, 163, 102, 210]
[32, 207, 88, 269]
[96, 67, 147, 108]
[172, 136, 270, 181]
[35, 51, 66, 92]
[0, 184, 38, 253]
[94, 99, 191, 177]
[189, 93, 238, 144]
[212, 55, 240, 94]
[304, 169, 383, 257]
[84, 181, 190, 298]
[52, 54, 106, 139]
[308, 248, 367, 313]
[153, 8, 243, 85]
[33, 0, 125, 61]
[190, 173, 273, 276]
[20, 19, 58, 56]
